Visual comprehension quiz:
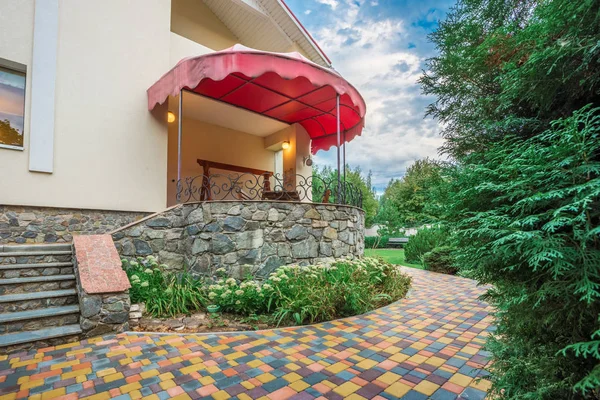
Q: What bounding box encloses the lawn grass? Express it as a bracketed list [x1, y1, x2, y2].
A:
[364, 248, 424, 269]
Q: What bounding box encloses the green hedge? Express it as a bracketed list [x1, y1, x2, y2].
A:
[423, 246, 457, 275]
[404, 226, 448, 264]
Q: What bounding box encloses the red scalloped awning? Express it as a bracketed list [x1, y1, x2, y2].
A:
[147, 44, 366, 154]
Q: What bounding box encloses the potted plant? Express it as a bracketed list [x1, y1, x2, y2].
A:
[207, 304, 220, 313]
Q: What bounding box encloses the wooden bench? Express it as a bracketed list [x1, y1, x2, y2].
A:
[388, 237, 409, 248]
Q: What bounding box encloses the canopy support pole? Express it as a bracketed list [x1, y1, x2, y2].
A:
[343, 131, 346, 202]
[336, 94, 341, 199]
[177, 90, 183, 203]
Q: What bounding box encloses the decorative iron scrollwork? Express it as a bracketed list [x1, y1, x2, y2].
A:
[175, 173, 363, 208]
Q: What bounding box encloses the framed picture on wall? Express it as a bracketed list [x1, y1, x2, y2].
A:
[0, 65, 26, 150]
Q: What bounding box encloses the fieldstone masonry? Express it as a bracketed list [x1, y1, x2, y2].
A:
[112, 201, 365, 278]
[0, 205, 148, 244]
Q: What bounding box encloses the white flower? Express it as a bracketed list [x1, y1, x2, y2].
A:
[221, 293, 228, 299]
[216, 267, 226, 273]
[224, 290, 232, 295]
[235, 300, 241, 305]
[271, 277, 281, 282]
[259, 293, 264, 297]
[131, 274, 140, 281]
[208, 292, 217, 299]
[141, 281, 149, 287]
[235, 290, 244, 296]
[144, 268, 153, 274]
[262, 284, 272, 290]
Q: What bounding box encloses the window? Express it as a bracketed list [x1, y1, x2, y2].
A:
[0, 65, 26, 150]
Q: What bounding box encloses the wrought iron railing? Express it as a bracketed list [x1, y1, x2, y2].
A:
[175, 173, 363, 208]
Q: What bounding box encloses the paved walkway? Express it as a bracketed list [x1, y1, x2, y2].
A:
[0, 268, 494, 400]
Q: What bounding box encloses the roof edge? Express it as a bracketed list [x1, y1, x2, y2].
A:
[275, 0, 332, 67]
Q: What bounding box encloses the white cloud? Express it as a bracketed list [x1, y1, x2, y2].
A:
[315, 0, 339, 10]
[305, 9, 312, 14]
[310, 0, 445, 190]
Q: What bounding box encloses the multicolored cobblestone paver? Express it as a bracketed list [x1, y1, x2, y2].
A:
[0, 268, 494, 399]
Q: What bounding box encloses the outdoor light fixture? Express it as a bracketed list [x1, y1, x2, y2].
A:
[282, 141, 290, 150]
[303, 156, 313, 167]
[167, 112, 176, 123]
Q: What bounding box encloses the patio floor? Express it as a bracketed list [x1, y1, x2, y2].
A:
[0, 267, 494, 400]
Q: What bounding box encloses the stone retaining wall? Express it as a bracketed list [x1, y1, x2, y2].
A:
[0, 205, 148, 244]
[112, 201, 365, 278]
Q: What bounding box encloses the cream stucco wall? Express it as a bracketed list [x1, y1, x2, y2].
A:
[167, 114, 279, 205]
[0, 0, 315, 213]
[0, 0, 172, 212]
[171, 0, 238, 51]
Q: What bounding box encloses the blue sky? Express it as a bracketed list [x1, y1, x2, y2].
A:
[285, 0, 454, 192]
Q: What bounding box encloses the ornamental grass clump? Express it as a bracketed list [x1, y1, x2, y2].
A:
[122, 256, 207, 317]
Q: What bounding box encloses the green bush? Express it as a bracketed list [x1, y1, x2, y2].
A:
[125, 257, 412, 327]
[122, 256, 207, 317]
[204, 258, 411, 326]
[404, 226, 447, 264]
[365, 236, 389, 248]
[448, 107, 600, 398]
[422, 246, 457, 275]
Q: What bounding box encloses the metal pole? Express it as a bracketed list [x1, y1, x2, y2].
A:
[343, 131, 346, 181]
[336, 94, 341, 197]
[343, 131, 346, 203]
[177, 90, 183, 199]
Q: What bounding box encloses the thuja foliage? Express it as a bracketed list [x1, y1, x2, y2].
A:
[421, 0, 600, 397]
[447, 107, 600, 399]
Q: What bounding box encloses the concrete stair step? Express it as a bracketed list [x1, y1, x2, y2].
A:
[0, 305, 80, 324]
[0, 275, 76, 295]
[0, 325, 82, 348]
[0, 275, 75, 285]
[0, 262, 73, 270]
[0, 250, 72, 257]
[0, 244, 72, 253]
[0, 289, 77, 303]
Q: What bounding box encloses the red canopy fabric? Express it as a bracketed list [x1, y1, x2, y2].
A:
[147, 44, 366, 154]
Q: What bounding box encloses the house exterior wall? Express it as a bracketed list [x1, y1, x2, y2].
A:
[171, 0, 239, 51]
[0, 1, 317, 222]
[0, 0, 172, 213]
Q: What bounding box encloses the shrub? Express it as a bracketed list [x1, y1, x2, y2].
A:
[448, 107, 600, 398]
[122, 256, 207, 317]
[404, 226, 447, 263]
[365, 236, 389, 248]
[422, 246, 457, 275]
[204, 258, 411, 326]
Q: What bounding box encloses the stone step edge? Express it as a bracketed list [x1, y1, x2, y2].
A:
[0, 244, 72, 253]
[0, 325, 82, 348]
[0, 262, 73, 270]
[0, 289, 78, 303]
[0, 275, 75, 285]
[0, 251, 73, 257]
[0, 305, 80, 324]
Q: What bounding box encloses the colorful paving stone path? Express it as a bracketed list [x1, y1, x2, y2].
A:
[0, 267, 495, 400]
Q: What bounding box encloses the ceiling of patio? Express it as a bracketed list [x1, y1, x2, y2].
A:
[169, 91, 289, 137]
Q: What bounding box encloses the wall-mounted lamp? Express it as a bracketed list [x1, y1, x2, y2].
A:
[167, 111, 176, 123]
[281, 141, 290, 150]
[303, 156, 313, 167]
